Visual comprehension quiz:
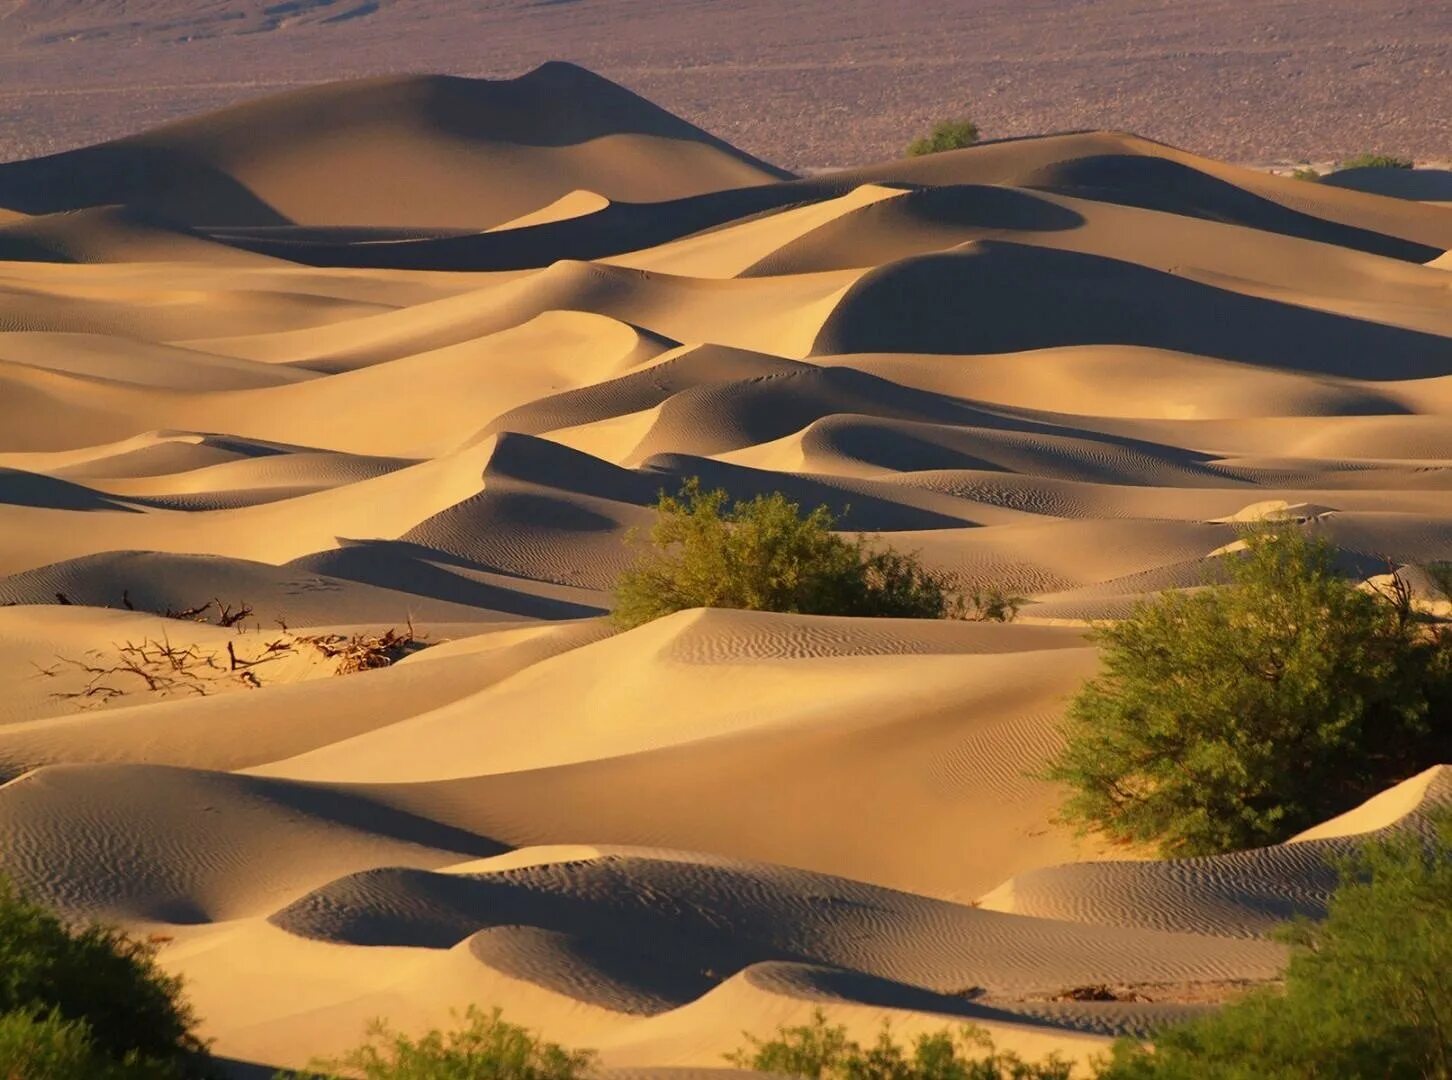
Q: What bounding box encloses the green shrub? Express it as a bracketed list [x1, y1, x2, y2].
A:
[1098, 808, 1452, 1078]
[964, 585, 1025, 624]
[907, 118, 980, 156]
[0, 877, 207, 1076]
[1289, 167, 1320, 182]
[611, 480, 956, 629]
[287, 1006, 594, 1080]
[728, 1009, 1072, 1080]
[1337, 153, 1414, 171]
[1045, 526, 1451, 855]
[0, 1009, 111, 1080]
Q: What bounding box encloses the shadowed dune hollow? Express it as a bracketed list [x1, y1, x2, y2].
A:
[0, 63, 1449, 1075]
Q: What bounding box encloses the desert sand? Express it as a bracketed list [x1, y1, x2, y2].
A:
[0, 64, 1449, 1076]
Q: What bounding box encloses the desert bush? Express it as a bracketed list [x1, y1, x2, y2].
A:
[729, 1009, 1072, 1080]
[611, 480, 955, 629]
[1045, 526, 1451, 855]
[907, 118, 980, 156]
[1289, 166, 1320, 182]
[0, 1009, 111, 1080]
[287, 1006, 594, 1080]
[1337, 153, 1414, 170]
[962, 585, 1025, 624]
[0, 877, 208, 1077]
[1098, 807, 1452, 1078]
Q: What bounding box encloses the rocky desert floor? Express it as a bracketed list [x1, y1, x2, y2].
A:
[0, 56, 1449, 1077]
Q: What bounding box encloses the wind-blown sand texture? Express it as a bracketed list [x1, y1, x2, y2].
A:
[0, 64, 1449, 1076]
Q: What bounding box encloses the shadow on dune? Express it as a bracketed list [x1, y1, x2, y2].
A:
[293, 540, 605, 620]
[812, 241, 1452, 379]
[1320, 168, 1452, 202]
[0, 142, 292, 225]
[1009, 154, 1441, 263]
[0, 469, 142, 512]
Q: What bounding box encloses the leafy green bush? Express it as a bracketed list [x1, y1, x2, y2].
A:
[907, 118, 980, 156]
[0, 1009, 115, 1080]
[1337, 153, 1414, 170]
[0, 877, 208, 1077]
[1099, 808, 1452, 1078]
[729, 1009, 1071, 1080]
[1289, 167, 1320, 182]
[286, 1007, 594, 1080]
[611, 480, 957, 629]
[1045, 526, 1451, 855]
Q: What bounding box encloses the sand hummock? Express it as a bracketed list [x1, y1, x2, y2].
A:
[0, 65, 1448, 1076]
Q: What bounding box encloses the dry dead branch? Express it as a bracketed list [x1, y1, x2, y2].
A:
[164, 600, 213, 622]
[296, 619, 423, 675]
[216, 599, 254, 628]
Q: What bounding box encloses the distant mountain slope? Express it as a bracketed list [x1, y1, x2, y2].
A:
[0, 62, 793, 228]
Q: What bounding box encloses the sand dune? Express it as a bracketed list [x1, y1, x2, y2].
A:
[0, 64, 792, 229]
[0, 72, 1448, 1075]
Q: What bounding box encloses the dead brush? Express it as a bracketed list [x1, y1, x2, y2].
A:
[35, 633, 227, 705]
[295, 620, 423, 675]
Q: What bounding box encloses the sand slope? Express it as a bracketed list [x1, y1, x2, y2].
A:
[0, 72, 1448, 1076]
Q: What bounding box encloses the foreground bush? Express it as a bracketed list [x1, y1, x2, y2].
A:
[1338, 153, 1414, 170]
[1100, 808, 1452, 1078]
[288, 1007, 594, 1080]
[612, 480, 957, 629]
[0, 1009, 122, 1080]
[1046, 526, 1451, 855]
[907, 118, 980, 156]
[0, 877, 207, 1077]
[729, 1010, 1071, 1080]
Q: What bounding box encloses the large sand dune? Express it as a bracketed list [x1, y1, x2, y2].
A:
[0, 68, 1448, 1075]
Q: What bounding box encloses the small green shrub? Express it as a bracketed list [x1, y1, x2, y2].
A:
[963, 585, 1025, 624]
[1289, 167, 1320, 182]
[908, 118, 980, 156]
[1098, 808, 1452, 1078]
[611, 480, 956, 629]
[287, 1006, 594, 1080]
[0, 877, 207, 1076]
[1337, 153, 1414, 171]
[729, 1010, 1072, 1080]
[1045, 526, 1451, 855]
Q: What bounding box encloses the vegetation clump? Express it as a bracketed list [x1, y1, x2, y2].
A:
[729, 1010, 1071, 1080]
[1046, 526, 1451, 855]
[611, 480, 960, 629]
[907, 118, 980, 156]
[1337, 153, 1414, 171]
[1289, 166, 1320, 182]
[0, 876, 209, 1078]
[1099, 808, 1452, 1078]
[286, 1007, 594, 1080]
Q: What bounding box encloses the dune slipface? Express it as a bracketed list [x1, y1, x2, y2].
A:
[0, 66, 1449, 1074]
